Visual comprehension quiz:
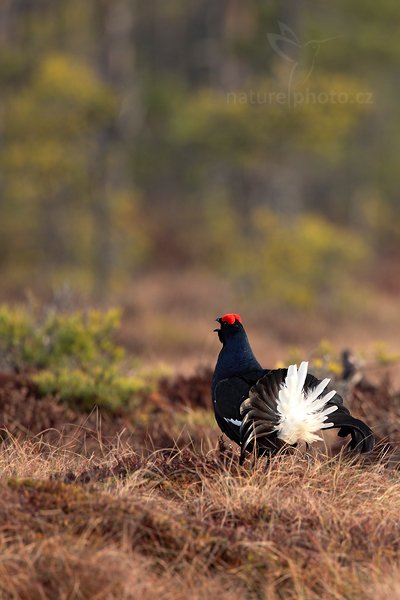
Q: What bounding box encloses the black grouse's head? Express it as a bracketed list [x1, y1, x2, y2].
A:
[214, 313, 244, 345]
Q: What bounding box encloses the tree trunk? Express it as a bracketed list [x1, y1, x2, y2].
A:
[92, 0, 136, 298]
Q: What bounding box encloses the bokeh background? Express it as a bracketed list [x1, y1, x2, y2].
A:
[1, 0, 399, 370]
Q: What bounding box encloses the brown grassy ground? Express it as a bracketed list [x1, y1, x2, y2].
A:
[0, 368, 400, 599]
[0, 440, 400, 599]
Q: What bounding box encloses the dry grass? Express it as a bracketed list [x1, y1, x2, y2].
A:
[0, 435, 400, 599]
[1, 367, 400, 599]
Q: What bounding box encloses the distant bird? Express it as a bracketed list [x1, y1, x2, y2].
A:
[212, 313, 374, 464]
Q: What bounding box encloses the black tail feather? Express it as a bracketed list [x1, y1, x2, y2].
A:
[328, 411, 375, 453]
[239, 372, 285, 464]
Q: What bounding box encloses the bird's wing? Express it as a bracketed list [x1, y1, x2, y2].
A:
[213, 376, 254, 445]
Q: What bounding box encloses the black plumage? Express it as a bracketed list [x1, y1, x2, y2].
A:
[212, 314, 375, 463]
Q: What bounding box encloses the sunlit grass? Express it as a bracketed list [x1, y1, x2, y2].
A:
[0, 437, 399, 599]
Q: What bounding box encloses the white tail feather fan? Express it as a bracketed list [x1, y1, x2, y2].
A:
[274, 361, 338, 445]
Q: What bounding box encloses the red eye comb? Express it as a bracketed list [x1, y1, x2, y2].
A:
[221, 313, 242, 325]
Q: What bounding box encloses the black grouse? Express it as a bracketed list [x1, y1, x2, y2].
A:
[212, 313, 374, 463]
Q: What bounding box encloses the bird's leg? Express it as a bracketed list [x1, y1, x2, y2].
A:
[304, 442, 314, 463]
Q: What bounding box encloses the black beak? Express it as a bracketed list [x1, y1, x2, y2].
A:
[214, 317, 221, 332]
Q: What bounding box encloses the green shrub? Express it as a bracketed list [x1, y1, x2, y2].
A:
[0, 306, 122, 370]
[0, 305, 151, 410]
[33, 367, 152, 411]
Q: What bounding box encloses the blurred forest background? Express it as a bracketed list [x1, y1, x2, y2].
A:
[0, 0, 399, 366]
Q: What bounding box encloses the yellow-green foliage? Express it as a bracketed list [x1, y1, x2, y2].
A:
[279, 340, 342, 378]
[310, 339, 342, 376]
[6, 54, 115, 142]
[34, 367, 151, 411]
[1, 1, 400, 302]
[231, 210, 368, 310]
[171, 72, 369, 165]
[0, 306, 122, 370]
[373, 342, 400, 366]
[0, 306, 150, 410]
